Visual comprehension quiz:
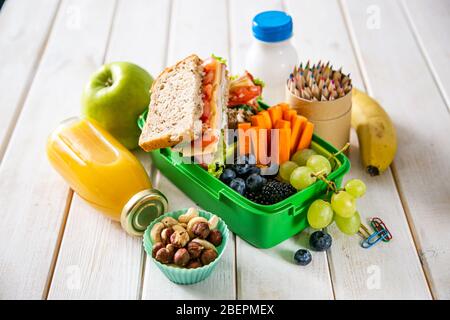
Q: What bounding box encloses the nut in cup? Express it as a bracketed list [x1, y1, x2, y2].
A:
[143, 209, 229, 285]
[285, 85, 352, 150]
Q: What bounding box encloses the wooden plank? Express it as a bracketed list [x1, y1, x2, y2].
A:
[343, 0, 449, 299]
[229, 0, 334, 300]
[46, 195, 144, 299]
[0, 0, 117, 299]
[165, 0, 229, 65]
[105, 0, 170, 73]
[286, 0, 431, 299]
[0, 0, 60, 160]
[141, 0, 236, 300]
[237, 233, 333, 299]
[48, 0, 171, 299]
[401, 0, 450, 110]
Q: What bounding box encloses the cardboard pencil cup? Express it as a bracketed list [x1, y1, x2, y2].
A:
[285, 86, 352, 150]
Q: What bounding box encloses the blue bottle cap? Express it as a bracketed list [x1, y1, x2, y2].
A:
[252, 11, 293, 43]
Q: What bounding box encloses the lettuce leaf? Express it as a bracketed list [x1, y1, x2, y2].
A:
[254, 78, 265, 87]
[207, 162, 224, 178]
[211, 54, 227, 65]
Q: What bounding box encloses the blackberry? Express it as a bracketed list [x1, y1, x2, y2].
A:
[261, 180, 297, 204]
[245, 179, 296, 205]
[245, 190, 266, 205]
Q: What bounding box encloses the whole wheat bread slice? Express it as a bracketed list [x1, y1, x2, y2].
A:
[139, 55, 204, 152]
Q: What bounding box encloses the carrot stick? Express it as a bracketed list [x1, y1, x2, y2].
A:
[251, 115, 266, 128]
[268, 106, 282, 127]
[257, 128, 270, 165]
[277, 103, 290, 113]
[290, 116, 307, 154]
[238, 122, 251, 155]
[278, 128, 291, 164]
[238, 122, 251, 131]
[259, 110, 272, 129]
[274, 119, 291, 129]
[270, 127, 291, 164]
[297, 121, 314, 151]
[283, 109, 297, 122]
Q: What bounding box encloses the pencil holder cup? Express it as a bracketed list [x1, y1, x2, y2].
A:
[285, 85, 352, 150]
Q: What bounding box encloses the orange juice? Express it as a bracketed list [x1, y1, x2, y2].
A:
[47, 117, 167, 235]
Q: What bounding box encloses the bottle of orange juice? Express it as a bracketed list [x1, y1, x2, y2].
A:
[46, 117, 167, 236]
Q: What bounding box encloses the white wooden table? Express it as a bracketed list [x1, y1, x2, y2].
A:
[0, 0, 449, 300]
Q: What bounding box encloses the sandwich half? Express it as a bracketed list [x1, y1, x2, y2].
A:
[139, 54, 228, 155]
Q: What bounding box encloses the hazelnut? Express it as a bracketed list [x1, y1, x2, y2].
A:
[186, 259, 202, 269]
[152, 242, 165, 258]
[200, 249, 218, 266]
[187, 241, 204, 259]
[207, 229, 223, 246]
[166, 244, 176, 260]
[166, 243, 176, 254]
[161, 227, 174, 245]
[187, 217, 208, 238]
[192, 222, 210, 239]
[170, 230, 190, 248]
[155, 248, 172, 264]
[174, 248, 190, 267]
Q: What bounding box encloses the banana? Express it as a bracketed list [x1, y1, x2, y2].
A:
[351, 88, 397, 176]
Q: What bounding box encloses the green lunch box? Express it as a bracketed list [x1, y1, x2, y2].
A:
[138, 113, 350, 248]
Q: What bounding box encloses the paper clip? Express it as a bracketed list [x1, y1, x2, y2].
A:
[358, 223, 372, 239]
[370, 217, 392, 242]
[361, 229, 389, 249]
[358, 217, 392, 249]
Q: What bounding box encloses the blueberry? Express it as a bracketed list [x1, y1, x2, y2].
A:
[294, 249, 312, 266]
[246, 166, 261, 176]
[234, 164, 252, 177]
[246, 173, 266, 192]
[309, 231, 332, 251]
[229, 178, 246, 195]
[220, 168, 236, 185]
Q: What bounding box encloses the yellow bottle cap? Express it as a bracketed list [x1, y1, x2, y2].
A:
[121, 189, 168, 236]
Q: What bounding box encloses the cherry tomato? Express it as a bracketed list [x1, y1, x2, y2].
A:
[228, 86, 261, 106]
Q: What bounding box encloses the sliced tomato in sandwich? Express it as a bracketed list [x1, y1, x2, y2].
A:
[174, 56, 228, 157]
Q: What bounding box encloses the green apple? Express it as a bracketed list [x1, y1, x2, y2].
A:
[81, 62, 153, 149]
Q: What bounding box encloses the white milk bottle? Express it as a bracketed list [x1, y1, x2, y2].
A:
[245, 11, 298, 105]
